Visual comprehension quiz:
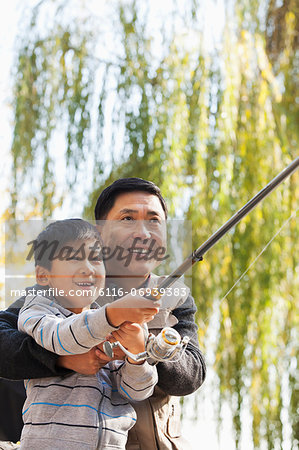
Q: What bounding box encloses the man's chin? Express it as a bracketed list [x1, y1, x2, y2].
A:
[108, 261, 156, 278]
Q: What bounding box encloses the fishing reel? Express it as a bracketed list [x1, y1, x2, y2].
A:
[103, 327, 190, 364]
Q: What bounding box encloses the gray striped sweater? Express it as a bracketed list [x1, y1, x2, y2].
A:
[17, 293, 158, 450]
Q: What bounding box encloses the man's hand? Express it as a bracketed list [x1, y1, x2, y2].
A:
[106, 293, 160, 327]
[57, 347, 107, 375]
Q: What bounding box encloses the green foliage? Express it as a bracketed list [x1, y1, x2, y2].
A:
[11, 6, 94, 217]
[8, 0, 299, 448]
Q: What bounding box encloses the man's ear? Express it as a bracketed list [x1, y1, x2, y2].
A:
[36, 265, 50, 286]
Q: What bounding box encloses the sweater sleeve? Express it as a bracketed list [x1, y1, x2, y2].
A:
[0, 307, 69, 380]
[113, 360, 158, 402]
[156, 294, 206, 396]
[18, 296, 117, 355]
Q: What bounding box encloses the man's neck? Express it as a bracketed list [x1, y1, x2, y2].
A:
[106, 274, 150, 291]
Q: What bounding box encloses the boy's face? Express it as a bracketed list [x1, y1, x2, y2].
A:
[37, 239, 105, 311]
[98, 191, 167, 278]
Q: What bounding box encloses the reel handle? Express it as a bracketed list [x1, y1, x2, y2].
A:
[103, 340, 147, 362]
[103, 328, 190, 363]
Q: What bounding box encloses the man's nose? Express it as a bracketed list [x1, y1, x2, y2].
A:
[132, 220, 152, 240]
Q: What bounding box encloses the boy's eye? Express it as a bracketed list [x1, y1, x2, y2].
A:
[89, 257, 103, 263]
[89, 253, 103, 263]
[67, 256, 83, 261]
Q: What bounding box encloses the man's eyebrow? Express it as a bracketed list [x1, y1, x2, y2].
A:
[119, 208, 139, 214]
[119, 208, 163, 217]
[147, 210, 163, 217]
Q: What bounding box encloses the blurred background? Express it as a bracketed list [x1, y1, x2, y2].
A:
[0, 0, 298, 449]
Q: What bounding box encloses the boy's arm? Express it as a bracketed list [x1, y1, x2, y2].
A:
[95, 297, 206, 396]
[105, 323, 158, 401]
[18, 297, 118, 355]
[155, 293, 206, 396]
[0, 307, 68, 380]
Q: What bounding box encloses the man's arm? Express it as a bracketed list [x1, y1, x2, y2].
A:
[156, 294, 206, 396]
[0, 307, 69, 380]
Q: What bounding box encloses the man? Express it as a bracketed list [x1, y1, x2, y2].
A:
[0, 178, 206, 449]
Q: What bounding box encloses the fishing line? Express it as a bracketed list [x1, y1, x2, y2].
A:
[201, 206, 299, 327]
[159, 206, 298, 348]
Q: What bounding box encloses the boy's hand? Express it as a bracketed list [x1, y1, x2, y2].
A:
[109, 322, 146, 364]
[106, 293, 160, 327]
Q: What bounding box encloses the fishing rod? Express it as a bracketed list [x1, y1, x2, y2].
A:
[104, 157, 298, 363]
[152, 156, 299, 295]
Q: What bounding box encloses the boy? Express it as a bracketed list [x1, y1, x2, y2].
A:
[17, 219, 160, 450]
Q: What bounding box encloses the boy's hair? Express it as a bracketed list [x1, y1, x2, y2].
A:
[33, 218, 101, 270]
[94, 177, 168, 220]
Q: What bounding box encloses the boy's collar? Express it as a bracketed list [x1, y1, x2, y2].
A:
[27, 283, 98, 310]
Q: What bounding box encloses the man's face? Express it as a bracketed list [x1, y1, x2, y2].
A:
[98, 191, 167, 278]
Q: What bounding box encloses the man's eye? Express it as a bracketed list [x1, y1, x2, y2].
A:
[149, 218, 161, 224]
[122, 216, 134, 221]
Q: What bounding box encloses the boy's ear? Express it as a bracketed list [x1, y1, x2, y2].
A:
[95, 223, 103, 233]
[36, 265, 50, 286]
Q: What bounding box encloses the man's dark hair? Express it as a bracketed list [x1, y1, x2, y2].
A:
[94, 178, 168, 220]
[32, 218, 101, 269]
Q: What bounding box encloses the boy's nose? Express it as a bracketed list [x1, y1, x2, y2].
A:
[79, 259, 96, 275]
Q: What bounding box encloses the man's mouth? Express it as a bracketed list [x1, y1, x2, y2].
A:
[128, 248, 151, 255]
